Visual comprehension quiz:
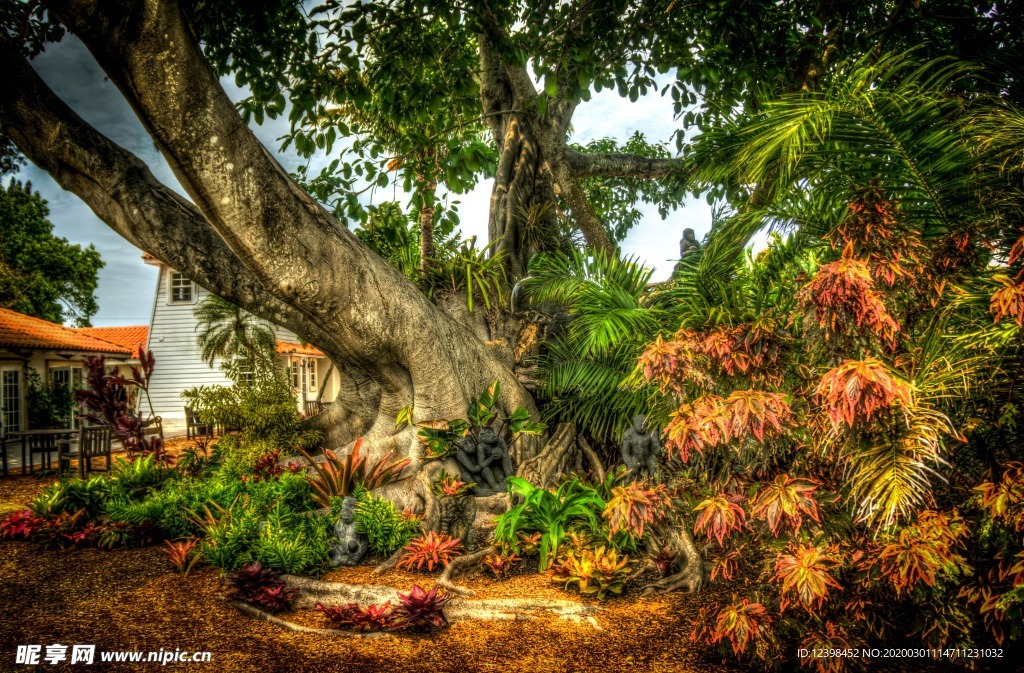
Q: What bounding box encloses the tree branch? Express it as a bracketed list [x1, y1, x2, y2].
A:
[565, 149, 685, 180]
[0, 33, 381, 435]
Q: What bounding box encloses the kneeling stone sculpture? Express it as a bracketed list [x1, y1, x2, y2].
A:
[455, 427, 512, 497]
[330, 496, 369, 567]
[620, 414, 662, 481]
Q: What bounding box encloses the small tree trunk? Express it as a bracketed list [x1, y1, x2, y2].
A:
[417, 178, 437, 281]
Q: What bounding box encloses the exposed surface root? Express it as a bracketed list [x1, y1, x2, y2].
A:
[228, 600, 390, 638]
[436, 545, 498, 596]
[277, 575, 602, 629]
[641, 561, 707, 595]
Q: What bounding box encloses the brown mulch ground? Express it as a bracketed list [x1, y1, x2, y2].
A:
[0, 473, 974, 673]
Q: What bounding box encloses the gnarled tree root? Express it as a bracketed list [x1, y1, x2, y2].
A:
[270, 576, 602, 630]
[641, 561, 708, 595]
[227, 600, 390, 638]
[435, 545, 498, 596]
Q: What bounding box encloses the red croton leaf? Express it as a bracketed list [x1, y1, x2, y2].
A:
[751, 474, 822, 536]
[693, 493, 747, 547]
[709, 596, 770, 657]
[816, 357, 913, 430]
[774, 543, 842, 613]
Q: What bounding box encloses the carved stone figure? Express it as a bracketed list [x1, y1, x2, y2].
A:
[679, 228, 700, 259]
[621, 414, 661, 481]
[330, 496, 369, 567]
[455, 427, 512, 496]
[437, 493, 478, 551]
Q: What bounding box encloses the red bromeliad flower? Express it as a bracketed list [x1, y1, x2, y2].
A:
[396, 531, 463, 572]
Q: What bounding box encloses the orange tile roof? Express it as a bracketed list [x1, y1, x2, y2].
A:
[76, 326, 149, 359]
[276, 340, 325, 357]
[0, 308, 132, 356]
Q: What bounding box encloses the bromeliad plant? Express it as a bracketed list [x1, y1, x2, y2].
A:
[431, 470, 474, 498]
[162, 538, 202, 575]
[315, 601, 397, 632]
[298, 438, 411, 508]
[553, 544, 633, 600]
[396, 531, 463, 572]
[226, 562, 297, 613]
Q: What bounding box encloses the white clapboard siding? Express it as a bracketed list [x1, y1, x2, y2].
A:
[145, 267, 232, 419]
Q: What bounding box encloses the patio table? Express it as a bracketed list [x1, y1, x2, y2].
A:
[6, 429, 79, 476]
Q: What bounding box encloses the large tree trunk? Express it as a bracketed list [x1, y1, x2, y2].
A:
[0, 0, 542, 468]
[478, 35, 614, 277]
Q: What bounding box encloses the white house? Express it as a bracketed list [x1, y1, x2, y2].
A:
[142, 255, 340, 425]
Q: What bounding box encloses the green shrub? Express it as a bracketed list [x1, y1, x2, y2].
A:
[182, 359, 321, 451]
[253, 505, 332, 575]
[354, 493, 420, 555]
[200, 504, 261, 571]
[493, 476, 606, 571]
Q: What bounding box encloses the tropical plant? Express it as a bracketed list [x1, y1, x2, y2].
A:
[75, 348, 163, 460]
[396, 531, 463, 572]
[602, 481, 667, 539]
[520, 248, 667, 441]
[193, 293, 276, 367]
[773, 544, 842, 613]
[226, 562, 296, 613]
[298, 438, 411, 508]
[703, 596, 771, 658]
[354, 493, 421, 555]
[493, 476, 606, 571]
[0, 509, 45, 540]
[750, 475, 823, 537]
[431, 470, 473, 498]
[315, 601, 397, 632]
[394, 584, 451, 631]
[693, 494, 747, 547]
[162, 538, 201, 575]
[482, 552, 521, 578]
[554, 544, 633, 600]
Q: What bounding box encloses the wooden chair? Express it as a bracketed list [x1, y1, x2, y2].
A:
[304, 401, 324, 416]
[185, 406, 211, 440]
[26, 433, 59, 474]
[59, 426, 113, 478]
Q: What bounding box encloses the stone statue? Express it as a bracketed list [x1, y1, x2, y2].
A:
[621, 414, 661, 481]
[437, 493, 478, 551]
[455, 427, 512, 496]
[679, 228, 700, 260]
[330, 496, 369, 567]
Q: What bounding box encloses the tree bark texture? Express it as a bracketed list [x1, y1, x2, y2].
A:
[1, 0, 541, 467]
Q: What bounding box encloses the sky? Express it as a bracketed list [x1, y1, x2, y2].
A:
[10, 35, 713, 327]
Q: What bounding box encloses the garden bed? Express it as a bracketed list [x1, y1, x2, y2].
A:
[0, 474, 736, 673]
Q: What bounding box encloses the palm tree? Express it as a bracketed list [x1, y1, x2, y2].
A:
[193, 294, 276, 368]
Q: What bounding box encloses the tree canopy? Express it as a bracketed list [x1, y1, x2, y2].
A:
[0, 179, 103, 326]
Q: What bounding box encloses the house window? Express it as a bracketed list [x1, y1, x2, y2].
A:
[307, 360, 317, 392]
[169, 271, 194, 303]
[236, 358, 254, 387]
[290, 360, 300, 390]
[49, 366, 83, 429]
[1, 368, 22, 434]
